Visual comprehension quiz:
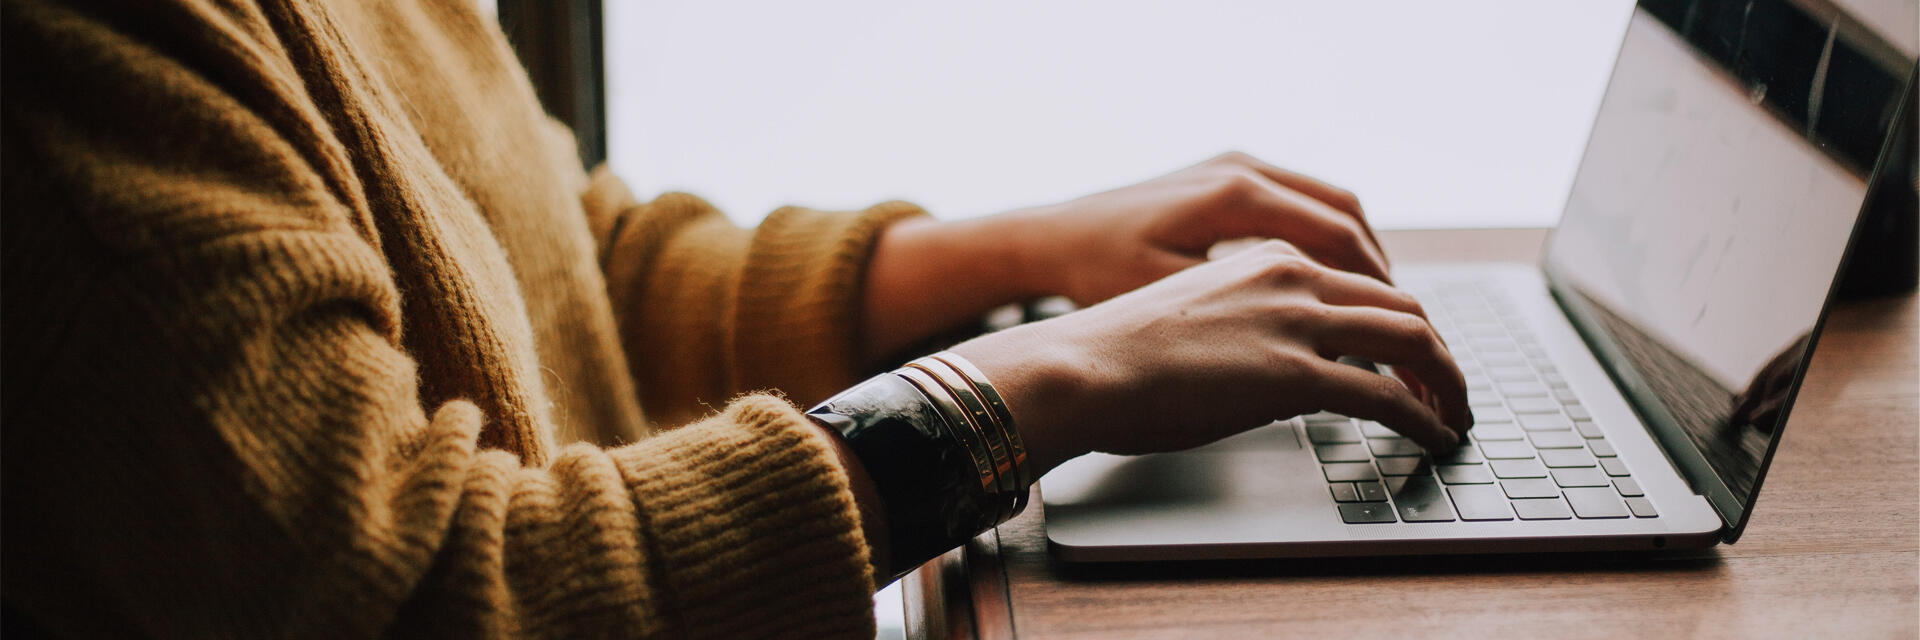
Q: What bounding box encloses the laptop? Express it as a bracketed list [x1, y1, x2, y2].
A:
[1040, 0, 1917, 561]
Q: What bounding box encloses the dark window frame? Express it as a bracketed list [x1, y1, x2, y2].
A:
[498, 0, 607, 168]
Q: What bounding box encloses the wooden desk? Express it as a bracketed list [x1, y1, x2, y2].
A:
[903, 228, 1919, 639]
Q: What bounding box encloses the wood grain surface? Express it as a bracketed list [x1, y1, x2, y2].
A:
[904, 228, 1920, 639]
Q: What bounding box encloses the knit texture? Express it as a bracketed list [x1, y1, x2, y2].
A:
[0, 0, 923, 637]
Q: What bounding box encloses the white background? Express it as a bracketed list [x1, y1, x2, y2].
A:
[605, 1, 1637, 229]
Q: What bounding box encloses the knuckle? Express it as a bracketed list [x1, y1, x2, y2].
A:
[1393, 314, 1433, 343]
[1330, 188, 1364, 213]
[1250, 238, 1299, 257]
[1359, 374, 1406, 405]
[1392, 290, 1426, 316]
[1259, 254, 1319, 285]
[1213, 150, 1254, 166]
[1265, 346, 1315, 373]
[1212, 169, 1265, 203]
[1332, 228, 1376, 266]
[1372, 313, 1429, 347]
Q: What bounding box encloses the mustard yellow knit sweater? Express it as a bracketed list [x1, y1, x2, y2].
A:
[1, 0, 925, 636]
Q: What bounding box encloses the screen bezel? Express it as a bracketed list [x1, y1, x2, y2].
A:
[1538, 5, 1916, 543]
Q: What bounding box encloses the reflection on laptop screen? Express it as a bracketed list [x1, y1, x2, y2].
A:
[1543, 0, 1910, 527]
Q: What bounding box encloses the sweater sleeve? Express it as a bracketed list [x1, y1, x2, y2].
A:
[0, 2, 873, 638]
[584, 170, 928, 427]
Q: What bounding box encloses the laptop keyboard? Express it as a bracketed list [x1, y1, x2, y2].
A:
[1308, 280, 1659, 524]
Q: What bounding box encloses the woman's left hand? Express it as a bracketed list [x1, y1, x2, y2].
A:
[862, 152, 1391, 363]
[1004, 151, 1391, 307]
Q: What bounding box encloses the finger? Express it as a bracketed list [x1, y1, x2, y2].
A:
[1304, 357, 1458, 452]
[1295, 266, 1449, 410]
[1304, 264, 1430, 321]
[1215, 177, 1394, 284]
[1311, 305, 1472, 435]
[1219, 152, 1386, 266]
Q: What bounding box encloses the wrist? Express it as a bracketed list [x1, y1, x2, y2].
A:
[949, 324, 1097, 477]
[975, 206, 1068, 301]
[925, 211, 1058, 303]
[861, 214, 1053, 364]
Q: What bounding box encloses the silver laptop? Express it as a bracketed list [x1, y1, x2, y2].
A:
[1041, 0, 1916, 561]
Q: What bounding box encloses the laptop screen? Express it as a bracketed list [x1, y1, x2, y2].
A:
[1541, 0, 1912, 538]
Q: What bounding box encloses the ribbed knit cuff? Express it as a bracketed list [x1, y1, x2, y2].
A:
[613, 394, 875, 639]
[734, 202, 929, 406]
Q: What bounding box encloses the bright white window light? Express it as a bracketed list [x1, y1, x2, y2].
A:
[605, 1, 1633, 228]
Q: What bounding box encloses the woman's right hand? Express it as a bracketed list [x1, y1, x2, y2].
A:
[949, 239, 1472, 476]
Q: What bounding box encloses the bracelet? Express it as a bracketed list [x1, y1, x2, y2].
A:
[806, 352, 1030, 575]
[930, 352, 1032, 514]
[807, 372, 994, 575]
[916, 352, 1031, 517]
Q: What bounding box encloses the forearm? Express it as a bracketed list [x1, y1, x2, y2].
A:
[860, 212, 1053, 364]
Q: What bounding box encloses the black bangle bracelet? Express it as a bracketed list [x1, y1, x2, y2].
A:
[807, 373, 999, 577]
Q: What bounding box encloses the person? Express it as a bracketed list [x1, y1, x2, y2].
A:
[0, 0, 1471, 637]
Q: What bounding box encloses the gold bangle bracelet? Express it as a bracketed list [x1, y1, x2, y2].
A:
[908, 359, 1018, 523]
[930, 351, 1031, 514]
[893, 367, 1000, 495]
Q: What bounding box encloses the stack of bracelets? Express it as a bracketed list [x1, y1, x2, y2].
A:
[805, 351, 1031, 576]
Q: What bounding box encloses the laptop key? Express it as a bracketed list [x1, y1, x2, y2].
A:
[1625, 497, 1658, 517]
[1356, 481, 1389, 502]
[1588, 439, 1618, 457]
[1499, 382, 1549, 397]
[1490, 366, 1536, 382]
[1512, 497, 1574, 520]
[1437, 446, 1485, 464]
[1338, 502, 1398, 524]
[1448, 485, 1516, 521]
[1438, 464, 1494, 484]
[1491, 458, 1550, 478]
[1390, 476, 1457, 522]
[1315, 443, 1372, 463]
[1360, 422, 1402, 439]
[1540, 449, 1598, 468]
[1566, 404, 1592, 420]
[1519, 413, 1572, 431]
[1307, 423, 1362, 444]
[1303, 412, 1351, 425]
[1464, 324, 1507, 338]
[1479, 440, 1536, 459]
[1330, 482, 1361, 502]
[1529, 431, 1586, 449]
[1480, 352, 1526, 366]
[1473, 338, 1518, 353]
[1370, 439, 1426, 457]
[1469, 423, 1525, 441]
[1469, 394, 1504, 408]
[1323, 463, 1380, 482]
[1565, 487, 1630, 518]
[1475, 406, 1515, 423]
[1377, 457, 1432, 476]
[1509, 397, 1560, 413]
[1551, 467, 1612, 488]
[1614, 478, 1644, 497]
[1501, 478, 1562, 499]
[1575, 420, 1605, 439]
[1554, 388, 1581, 402]
[1600, 457, 1631, 477]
